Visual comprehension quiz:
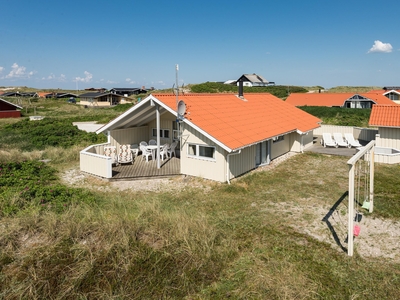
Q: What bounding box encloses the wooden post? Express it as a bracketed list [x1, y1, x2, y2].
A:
[156, 104, 160, 169]
[369, 148, 374, 213]
[348, 164, 355, 256]
[346, 140, 375, 257]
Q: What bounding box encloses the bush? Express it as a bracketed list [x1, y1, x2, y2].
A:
[190, 82, 307, 98]
[0, 160, 98, 216]
[0, 118, 106, 151]
[298, 106, 371, 127]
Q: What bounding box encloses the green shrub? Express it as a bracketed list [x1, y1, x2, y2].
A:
[298, 106, 371, 127]
[190, 82, 307, 98]
[0, 118, 106, 151]
[0, 160, 98, 216]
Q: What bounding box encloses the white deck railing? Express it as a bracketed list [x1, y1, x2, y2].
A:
[80, 143, 113, 178]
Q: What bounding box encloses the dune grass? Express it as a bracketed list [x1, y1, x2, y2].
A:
[0, 151, 399, 299]
[0, 94, 399, 298]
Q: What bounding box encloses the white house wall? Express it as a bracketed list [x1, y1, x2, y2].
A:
[376, 127, 400, 149]
[228, 146, 257, 180]
[148, 112, 177, 145]
[271, 135, 290, 160]
[302, 132, 314, 149]
[292, 132, 314, 152]
[109, 126, 148, 148]
[180, 124, 226, 182]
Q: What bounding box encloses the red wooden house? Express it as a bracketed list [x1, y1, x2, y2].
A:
[0, 98, 22, 118]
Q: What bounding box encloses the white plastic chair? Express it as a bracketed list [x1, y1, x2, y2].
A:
[149, 139, 157, 145]
[140, 145, 153, 162]
[321, 133, 338, 148]
[333, 133, 349, 148]
[159, 143, 169, 161]
[167, 141, 178, 158]
[344, 133, 362, 148]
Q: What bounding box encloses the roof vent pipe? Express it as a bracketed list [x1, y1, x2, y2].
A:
[238, 80, 244, 98]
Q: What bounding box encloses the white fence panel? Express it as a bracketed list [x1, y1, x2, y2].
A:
[80, 144, 113, 178]
[314, 125, 378, 141]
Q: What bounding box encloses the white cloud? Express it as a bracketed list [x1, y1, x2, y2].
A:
[368, 40, 393, 53]
[5, 63, 34, 79]
[75, 71, 93, 82]
[0, 66, 3, 73]
[126, 78, 136, 85]
[42, 73, 67, 82]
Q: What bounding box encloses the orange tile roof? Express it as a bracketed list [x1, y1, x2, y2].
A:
[153, 93, 321, 150]
[369, 105, 400, 127]
[285, 92, 395, 107]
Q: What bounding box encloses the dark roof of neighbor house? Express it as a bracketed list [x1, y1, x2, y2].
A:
[84, 87, 107, 92]
[286, 92, 395, 107]
[238, 73, 268, 83]
[237, 73, 274, 84]
[369, 105, 400, 128]
[1, 92, 22, 97]
[45, 93, 78, 98]
[97, 93, 321, 152]
[79, 92, 126, 98]
[383, 86, 400, 90]
[110, 88, 141, 92]
[0, 98, 23, 110]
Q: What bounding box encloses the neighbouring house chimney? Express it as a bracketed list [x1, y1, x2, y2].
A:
[238, 80, 244, 98]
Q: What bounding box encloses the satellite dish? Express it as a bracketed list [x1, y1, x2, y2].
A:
[177, 100, 186, 120]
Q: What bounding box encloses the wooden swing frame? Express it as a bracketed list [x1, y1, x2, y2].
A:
[347, 140, 375, 257]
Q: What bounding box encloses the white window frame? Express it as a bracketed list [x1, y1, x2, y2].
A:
[187, 143, 216, 161]
[152, 128, 170, 138]
[272, 135, 284, 143]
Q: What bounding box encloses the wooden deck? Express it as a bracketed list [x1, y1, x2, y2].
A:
[110, 155, 181, 180]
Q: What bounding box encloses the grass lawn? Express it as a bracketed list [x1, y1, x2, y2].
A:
[0, 150, 399, 299]
[0, 94, 399, 298]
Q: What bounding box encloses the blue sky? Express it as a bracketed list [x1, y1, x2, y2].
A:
[1, 0, 399, 90]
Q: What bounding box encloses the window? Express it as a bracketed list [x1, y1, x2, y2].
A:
[152, 128, 170, 138]
[172, 121, 179, 140]
[272, 135, 284, 143]
[188, 143, 215, 160]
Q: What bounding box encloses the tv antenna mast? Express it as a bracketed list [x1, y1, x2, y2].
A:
[175, 64, 179, 109]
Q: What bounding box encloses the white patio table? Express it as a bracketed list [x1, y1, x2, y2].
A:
[146, 145, 162, 159]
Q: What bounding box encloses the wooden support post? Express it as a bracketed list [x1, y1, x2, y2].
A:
[348, 164, 355, 256]
[369, 148, 374, 213]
